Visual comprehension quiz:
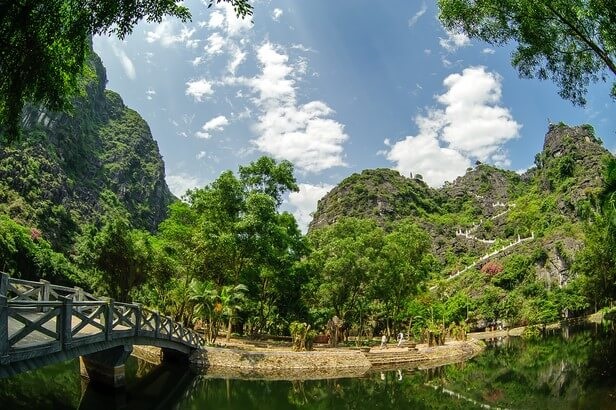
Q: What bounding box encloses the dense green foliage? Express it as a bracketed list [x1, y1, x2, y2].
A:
[0, 0, 252, 140]
[305, 217, 434, 338]
[309, 168, 443, 231]
[573, 157, 616, 309]
[3, 122, 615, 341]
[131, 157, 310, 336]
[0, 215, 81, 285]
[438, 0, 616, 105]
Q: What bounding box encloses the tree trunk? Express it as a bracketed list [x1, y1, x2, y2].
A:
[226, 316, 232, 342]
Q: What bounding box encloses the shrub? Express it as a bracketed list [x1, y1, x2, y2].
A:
[481, 261, 504, 276]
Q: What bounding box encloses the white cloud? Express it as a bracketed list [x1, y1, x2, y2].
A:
[247, 43, 349, 173]
[166, 173, 201, 197]
[185, 79, 214, 101]
[205, 32, 226, 55]
[439, 28, 470, 52]
[215, 2, 253, 37]
[207, 10, 225, 29]
[110, 43, 136, 80]
[287, 183, 334, 233]
[191, 56, 204, 66]
[195, 115, 229, 139]
[228, 45, 246, 74]
[146, 20, 196, 47]
[482, 48, 496, 54]
[408, 2, 427, 27]
[193, 2, 253, 79]
[386, 66, 520, 187]
[272, 8, 283, 21]
[437, 67, 521, 160]
[291, 44, 315, 53]
[146, 89, 156, 100]
[388, 131, 471, 187]
[196, 151, 207, 160]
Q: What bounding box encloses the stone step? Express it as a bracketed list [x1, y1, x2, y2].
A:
[366, 355, 429, 365]
[364, 350, 429, 365]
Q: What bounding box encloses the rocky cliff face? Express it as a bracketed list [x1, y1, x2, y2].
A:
[441, 164, 523, 217]
[0, 52, 174, 251]
[532, 123, 608, 215]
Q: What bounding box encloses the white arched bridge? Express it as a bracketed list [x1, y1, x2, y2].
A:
[0, 273, 204, 387]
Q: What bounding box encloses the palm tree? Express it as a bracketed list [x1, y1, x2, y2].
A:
[188, 279, 221, 343]
[220, 284, 248, 342]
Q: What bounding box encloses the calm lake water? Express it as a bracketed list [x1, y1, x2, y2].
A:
[1, 322, 615, 409]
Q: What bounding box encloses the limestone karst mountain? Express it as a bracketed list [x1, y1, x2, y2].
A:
[0, 52, 174, 251]
[309, 123, 613, 288]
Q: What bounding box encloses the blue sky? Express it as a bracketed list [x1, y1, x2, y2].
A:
[94, 0, 615, 231]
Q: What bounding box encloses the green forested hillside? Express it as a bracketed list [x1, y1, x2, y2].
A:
[0, 52, 173, 255]
[308, 123, 614, 333]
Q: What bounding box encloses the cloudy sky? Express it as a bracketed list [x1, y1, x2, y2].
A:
[94, 0, 615, 232]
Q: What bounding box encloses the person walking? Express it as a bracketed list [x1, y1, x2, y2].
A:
[380, 334, 387, 349]
[397, 332, 405, 347]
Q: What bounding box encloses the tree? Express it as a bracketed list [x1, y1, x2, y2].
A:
[188, 278, 221, 343]
[371, 219, 434, 336]
[220, 284, 248, 342]
[438, 0, 616, 105]
[156, 156, 307, 336]
[306, 218, 385, 330]
[0, 0, 252, 140]
[239, 156, 298, 206]
[77, 215, 154, 301]
[575, 157, 616, 309]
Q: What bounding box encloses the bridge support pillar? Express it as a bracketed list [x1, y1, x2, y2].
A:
[80, 344, 133, 388]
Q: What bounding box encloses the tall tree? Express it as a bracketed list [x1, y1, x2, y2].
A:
[306, 218, 385, 327]
[575, 157, 616, 309]
[438, 0, 616, 105]
[0, 0, 252, 140]
[220, 283, 248, 342]
[77, 215, 154, 301]
[239, 157, 299, 206]
[372, 219, 434, 335]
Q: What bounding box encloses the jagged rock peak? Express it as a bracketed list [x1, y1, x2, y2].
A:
[542, 123, 603, 158]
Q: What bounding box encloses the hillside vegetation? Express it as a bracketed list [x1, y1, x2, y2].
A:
[308, 123, 613, 333]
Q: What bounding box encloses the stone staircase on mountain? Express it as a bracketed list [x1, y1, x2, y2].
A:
[431, 202, 534, 290]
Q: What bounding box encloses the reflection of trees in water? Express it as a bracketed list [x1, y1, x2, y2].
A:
[438, 324, 616, 408]
[155, 328, 616, 410]
[0, 359, 81, 409]
[3, 325, 615, 409]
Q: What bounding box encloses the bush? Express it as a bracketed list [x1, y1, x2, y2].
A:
[481, 261, 504, 276]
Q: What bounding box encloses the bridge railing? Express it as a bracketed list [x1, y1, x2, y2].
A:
[1, 273, 204, 366]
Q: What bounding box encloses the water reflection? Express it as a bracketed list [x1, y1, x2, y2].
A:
[0, 322, 615, 409]
[78, 361, 198, 410]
